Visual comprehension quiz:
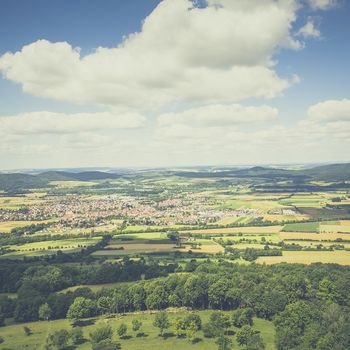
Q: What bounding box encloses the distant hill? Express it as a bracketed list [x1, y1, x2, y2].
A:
[39, 171, 76, 181]
[0, 163, 349, 193]
[301, 163, 350, 181]
[0, 171, 121, 193]
[175, 163, 350, 182]
[39, 171, 121, 182]
[0, 173, 48, 193]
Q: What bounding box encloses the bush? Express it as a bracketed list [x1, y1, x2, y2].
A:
[232, 308, 254, 328]
[23, 326, 32, 336]
[45, 329, 70, 350]
[90, 325, 113, 344]
[70, 327, 84, 345]
[117, 323, 127, 339]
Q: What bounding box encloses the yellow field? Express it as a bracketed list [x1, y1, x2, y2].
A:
[319, 221, 350, 233]
[263, 214, 309, 222]
[186, 226, 283, 235]
[257, 250, 350, 265]
[187, 241, 225, 254]
[279, 232, 350, 241]
[0, 196, 46, 209]
[50, 181, 98, 188]
[0, 220, 56, 233]
[1, 237, 101, 258]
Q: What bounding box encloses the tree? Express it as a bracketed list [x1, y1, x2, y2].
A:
[70, 328, 84, 345]
[216, 336, 232, 350]
[66, 297, 96, 323]
[236, 326, 260, 347]
[153, 311, 170, 336]
[39, 303, 52, 321]
[45, 329, 70, 350]
[246, 333, 266, 350]
[183, 313, 202, 331]
[97, 296, 113, 315]
[0, 313, 4, 327]
[210, 311, 231, 337]
[174, 317, 185, 338]
[186, 321, 198, 343]
[132, 319, 142, 335]
[232, 308, 254, 328]
[89, 325, 113, 344]
[117, 323, 127, 339]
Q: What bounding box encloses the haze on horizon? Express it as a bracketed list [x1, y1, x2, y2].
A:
[0, 0, 349, 169]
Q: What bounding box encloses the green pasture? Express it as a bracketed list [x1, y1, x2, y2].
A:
[0, 237, 102, 258]
[282, 222, 319, 233]
[0, 311, 275, 350]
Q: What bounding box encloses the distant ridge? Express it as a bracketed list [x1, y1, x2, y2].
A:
[0, 171, 121, 193]
[0, 163, 349, 193]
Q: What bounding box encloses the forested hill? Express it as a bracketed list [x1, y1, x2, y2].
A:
[0, 163, 349, 193]
[175, 163, 350, 182]
[0, 171, 121, 193]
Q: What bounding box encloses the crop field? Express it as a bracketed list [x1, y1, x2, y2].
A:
[220, 234, 281, 243]
[186, 226, 283, 235]
[0, 195, 46, 209]
[262, 213, 309, 222]
[0, 237, 102, 258]
[279, 231, 350, 241]
[257, 250, 350, 265]
[0, 219, 56, 233]
[284, 240, 350, 248]
[216, 216, 253, 225]
[50, 180, 98, 188]
[0, 311, 275, 350]
[282, 222, 320, 232]
[218, 198, 286, 211]
[319, 220, 350, 233]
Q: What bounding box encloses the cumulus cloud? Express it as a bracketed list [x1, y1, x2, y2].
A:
[297, 18, 321, 38]
[0, 0, 303, 112]
[0, 111, 145, 135]
[307, 99, 350, 122]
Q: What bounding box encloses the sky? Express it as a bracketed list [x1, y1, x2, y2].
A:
[0, 0, 349, 170]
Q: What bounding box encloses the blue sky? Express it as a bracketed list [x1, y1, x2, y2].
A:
[0, 0, 349, 169]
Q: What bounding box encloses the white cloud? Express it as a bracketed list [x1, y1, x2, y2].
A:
[307, 99, 350, 122]
[0, 0, 302, 112]
[158, 104, 278, 128]
[297, 18, 321, 38]
[0, 111, 145, 135]
[309, 0, 338, 10]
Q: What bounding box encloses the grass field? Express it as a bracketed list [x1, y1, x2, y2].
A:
[186, 226, 283, 235]
[58, 281, 131, 294]
[0, 196, 46, 209]
[319, 220, 350, 233]
[257, 250, 350, 265]
[0, 237, 102, 258]
[216, 216, 253, 225]
[0, 219, 56, 233]
[220, 234, 281, 243]
[282, 222, 319, 233]
[0, 311, 275, 350]
[50, 181, 98, 188]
